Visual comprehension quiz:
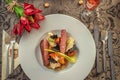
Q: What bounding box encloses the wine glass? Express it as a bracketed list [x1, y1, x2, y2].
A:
[80, 0, 101, 24]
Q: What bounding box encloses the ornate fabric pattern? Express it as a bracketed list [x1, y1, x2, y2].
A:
[0, 0, 120, 80]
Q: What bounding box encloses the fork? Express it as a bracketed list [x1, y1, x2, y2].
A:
[101, 30, 108, 72]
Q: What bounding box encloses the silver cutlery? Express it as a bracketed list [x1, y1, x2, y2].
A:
[101, 30, 108, 72]
[93, 24, 100, 73]
[108, 31, 115, 80]
[10, 36, 16, 73]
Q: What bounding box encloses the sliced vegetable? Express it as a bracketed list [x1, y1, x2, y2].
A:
[45, 49, 77, 63]
[67, 45, 77, 53]
[67, 50, 76, 57]
[50, 62, 61, 69]
[48, 32, 54, 36]
[58, 57, 66, 65]
[55, 37, 60, 44]
[52, 44, 60, 52]
[48, 37, 56, 47]
[48, 37, 54, 42]
[49, 53, 59, 61]
[66, 37, 75, 52]
[49, 57, 57, 63]
[51, 35, 58, 39]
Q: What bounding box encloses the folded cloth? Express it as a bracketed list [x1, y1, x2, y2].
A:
[2, 30, 10, 80]
[2, 30, 20, 80]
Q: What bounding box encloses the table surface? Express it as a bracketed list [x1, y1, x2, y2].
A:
[0, 0, 120, 80]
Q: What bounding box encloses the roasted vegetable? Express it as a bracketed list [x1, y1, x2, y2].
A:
[55, 37, 60, 44]
[50, 35, 58, 39]
[49, 57, 57, 63]
[66, 37, 75, 52]
[67, 45, 77, 53]
[67, 50, 76, 57]
[50, 62, 61, 69]
[52, 44, 60, 52]
[49, 53, 59, 61]
[45, 49, 77, 63]
[48, 37, 56, 47]
[58, 57, 66, 65]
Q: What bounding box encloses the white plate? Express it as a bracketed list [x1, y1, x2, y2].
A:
[19, 14, 96, 80]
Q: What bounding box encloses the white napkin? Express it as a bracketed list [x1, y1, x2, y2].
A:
[1, 30, 19, 80]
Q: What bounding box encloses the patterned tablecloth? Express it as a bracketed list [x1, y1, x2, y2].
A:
[0, 0, 120, 80]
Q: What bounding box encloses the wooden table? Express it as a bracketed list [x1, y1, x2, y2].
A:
[0, 0, 120, 80]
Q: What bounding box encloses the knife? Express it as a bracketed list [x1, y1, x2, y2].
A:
[5, 39, 10, 78]
[10, 40, 15, 73]
[108, 31, 115, 80]
[93, 23, 100, 73]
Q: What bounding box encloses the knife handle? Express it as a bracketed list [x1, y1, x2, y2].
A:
[108, 31, 115, 80]
[110, 57, 115, 80]
[96, 48, 100, 73]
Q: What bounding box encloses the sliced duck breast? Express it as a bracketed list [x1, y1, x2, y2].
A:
[60, 29, 67, 53]
[40, 39, 49, 66]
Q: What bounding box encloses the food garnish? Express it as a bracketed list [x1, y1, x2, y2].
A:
[45, 49, 77, 63]
[40, 29, 78, 71]
[66, 37, 75, 51]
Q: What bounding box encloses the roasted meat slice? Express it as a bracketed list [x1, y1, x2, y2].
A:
[60, 29, 67, 53]
[40, 39, 49, 66]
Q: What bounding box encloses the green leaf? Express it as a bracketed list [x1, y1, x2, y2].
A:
[14, 5, 24, 18]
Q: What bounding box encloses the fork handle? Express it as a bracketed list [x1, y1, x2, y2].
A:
[110, 57, 115, 80]
[103, 42, 107, 72]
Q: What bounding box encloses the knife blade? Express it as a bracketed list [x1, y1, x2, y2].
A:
[93, 24, 100, 73]
[108, 31, 115, 80]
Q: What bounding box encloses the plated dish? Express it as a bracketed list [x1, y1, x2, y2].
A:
[19, 14, 96, 80]
[40, 29, 78, 71]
